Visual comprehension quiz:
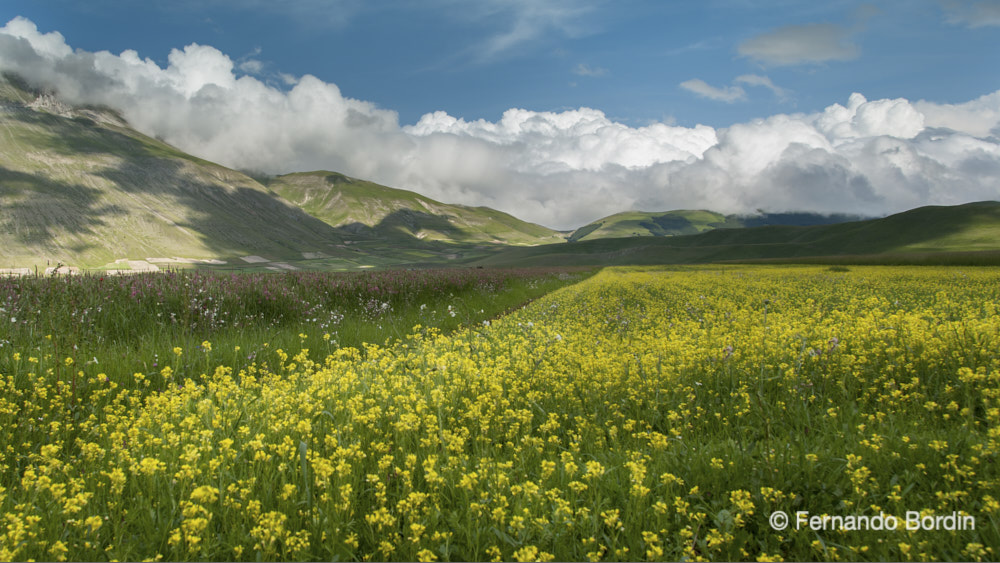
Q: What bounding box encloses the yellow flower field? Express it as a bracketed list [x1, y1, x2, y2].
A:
[1, 265, 998, 561]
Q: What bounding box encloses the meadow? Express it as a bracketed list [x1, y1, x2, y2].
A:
[0, 265, 998, 561]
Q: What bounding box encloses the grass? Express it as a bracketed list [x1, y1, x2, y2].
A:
[724, 249, 1000, 267]
[0, 267, 594, 385]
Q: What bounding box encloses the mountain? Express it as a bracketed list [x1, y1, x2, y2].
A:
[477, 201, 1000, 267]
[567, 209, 866, 242]
[267, 171, 564, 246]
[0, 73, 557, 272]
[0, 72, 355, 270]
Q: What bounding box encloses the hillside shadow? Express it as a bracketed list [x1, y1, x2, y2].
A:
[737, 212, 866, 228]
[0, 167, 124, 247]
[337, 209, 472, 242]
[94, 157, 348, 258]
[6, 107, 162, 158]
[642, 215, 697, 236]
[668, 204, 997, 257]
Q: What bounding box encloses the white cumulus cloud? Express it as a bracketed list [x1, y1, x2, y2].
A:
[1, 16, 999, 230]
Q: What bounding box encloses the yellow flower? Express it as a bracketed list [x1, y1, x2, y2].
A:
[48, 540, 69, 561]
[84, 515, 103, 533]
[190, 485, 219, 504]
[417, 548, 438, 562]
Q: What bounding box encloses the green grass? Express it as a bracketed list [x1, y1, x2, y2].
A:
[0, 267, 595, 387]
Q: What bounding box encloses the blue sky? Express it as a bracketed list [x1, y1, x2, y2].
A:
[1, 1, 999, 228]
[5, 0, 997, 127]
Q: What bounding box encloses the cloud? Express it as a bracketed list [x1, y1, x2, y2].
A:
[573, 63, 607, 77]
[681, 75, 789, 103]
[941, 0, 1000, 27]
[2, 16, 999, 230]
[448, 0, 602, 62]
[914, 90, 1000, 137]
[679, 79, 746, 103]
[237, 59, 264, 75]
[734, 74, 790, 101]
[738, 23, 860, 66]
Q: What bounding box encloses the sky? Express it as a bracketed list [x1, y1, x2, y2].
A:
[1, 0, 999, 230]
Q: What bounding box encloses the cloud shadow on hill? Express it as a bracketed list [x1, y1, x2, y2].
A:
[337, 209, 473, 242]
[0, 166, 125, 250]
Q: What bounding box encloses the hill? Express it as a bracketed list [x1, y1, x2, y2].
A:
[0, 72, 355, 270]
[267, 171, 564, 246]
[477, 201, 1000, 267]
[567, 209, 865, 241]
[0, 73, 559, 272]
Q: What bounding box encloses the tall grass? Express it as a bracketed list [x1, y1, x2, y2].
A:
[0, 267, 592, 393]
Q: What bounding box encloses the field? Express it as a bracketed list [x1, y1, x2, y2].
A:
[1, 265, 998, 561]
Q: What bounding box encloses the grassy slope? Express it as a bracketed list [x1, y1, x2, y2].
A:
[479, 201, 1000, 266]
[568, 210, 730, 241]
[268, 171, 565, 246]
[568, 209, 864, 241]
[0, 74, 353, 269]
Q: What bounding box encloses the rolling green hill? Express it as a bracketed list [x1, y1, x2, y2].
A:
[568, 209, 865, 241]
[478, 201, 1000, 267]
[267, 171, 564, 246]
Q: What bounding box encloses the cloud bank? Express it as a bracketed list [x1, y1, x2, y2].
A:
[1, 16, 999, 230]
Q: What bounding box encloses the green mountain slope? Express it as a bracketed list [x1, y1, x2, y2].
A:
[0, 73, 350, 270]
[268, 171, 565, 246]
[568, 209, 865, 241]
[478, 201, 1000, 267]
